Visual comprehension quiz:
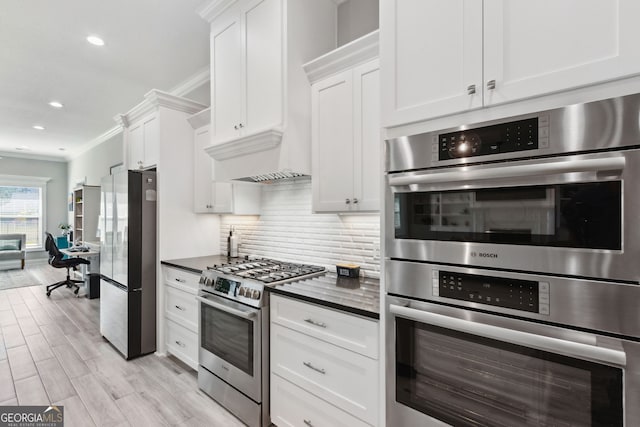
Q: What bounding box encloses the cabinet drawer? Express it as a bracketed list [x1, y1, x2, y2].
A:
[270, 295, 378, 359]
[271, 373, 371, 427]
[163, 266, 200, 291]
[165, 319, 198, 370]
[271, 324, 378, 425]
[165, 285, 198, 332]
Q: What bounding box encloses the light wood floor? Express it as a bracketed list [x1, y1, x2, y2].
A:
[0, 263, 243, 427]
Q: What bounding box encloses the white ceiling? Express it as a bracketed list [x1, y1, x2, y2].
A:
[0, 0, 210, 161]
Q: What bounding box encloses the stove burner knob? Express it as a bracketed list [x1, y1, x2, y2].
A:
[250, 289, 261, 299]
[199, 276, 205, 284]
[238, 287, 247, 297]
[206, 278, 214, 286]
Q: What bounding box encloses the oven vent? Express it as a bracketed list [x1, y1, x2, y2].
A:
[236, 171, 308, 183]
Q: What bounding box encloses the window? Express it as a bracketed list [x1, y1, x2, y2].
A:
[0, 181, 46, 250]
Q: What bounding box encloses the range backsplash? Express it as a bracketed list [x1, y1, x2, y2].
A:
[220, 177, 381, 278]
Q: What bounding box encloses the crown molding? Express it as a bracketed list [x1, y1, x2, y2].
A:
[197, 0, 237, 23]
[303, 30, 379, 84]
[0, 151, 67, 163]
[205, 128, 283, 160]
[116, 89, 208, 127]
[187, 107, 211, 129]
[170, 66, 210, 97]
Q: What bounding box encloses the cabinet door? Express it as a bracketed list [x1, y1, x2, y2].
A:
[212, 182, 233, 213]
[353, 60, 381, 212]
[242, 0, 283, 134]
[211, 6, 243, 142]
[311, 70, 354, 212]
[193, 126, 214, 213]
[127, 122, 144, 170]
[484, 0, 640, 105]
[380, 0, 483, 127]
[142, 115, 158, 167]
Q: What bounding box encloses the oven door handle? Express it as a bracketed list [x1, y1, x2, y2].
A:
[389, 304, 626, 367]
[196, 295, 257, 319]
[388, 156, 625, 187]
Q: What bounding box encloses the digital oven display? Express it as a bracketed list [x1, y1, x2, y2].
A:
[438, 117, 540, 160]
[438, 271, 540, 313]
[214, 277, 240, 296]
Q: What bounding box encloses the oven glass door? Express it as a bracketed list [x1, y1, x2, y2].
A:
[394, 316, 624, 426]
[394, 181, 621, 250]
[201, 303, 254, 375]
[198, 293, 261, 402]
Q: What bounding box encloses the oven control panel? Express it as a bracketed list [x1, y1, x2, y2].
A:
[432, 270, 550, 315]
[436, 116, 549, 160]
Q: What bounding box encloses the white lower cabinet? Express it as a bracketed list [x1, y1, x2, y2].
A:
[270, 295, 379, 426]
[162, 266, 199, 370]
[271, 374, 370, 427]
[165, 319, 198, 370]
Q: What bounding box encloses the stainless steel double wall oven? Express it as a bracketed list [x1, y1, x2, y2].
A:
[385, 94, 640, 426]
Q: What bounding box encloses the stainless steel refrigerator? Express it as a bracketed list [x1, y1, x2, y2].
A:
[99, 169, 157, 359]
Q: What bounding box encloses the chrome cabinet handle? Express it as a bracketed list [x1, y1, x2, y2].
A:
[238, 123, 244, 128]
[352, 198, 358, 204]
[175, 305, 185, 311]
[234, 125, 239, 130]
[303, 420, 313, 427]
[467, 84, 476, 95]
[175, 278, 186, 283]
[487, 79, 496, 90]
[303, 361, 326, 374]
[345, 198, 351, 204]
[304, 318, 326, 328]
[175, 340, 185, 347]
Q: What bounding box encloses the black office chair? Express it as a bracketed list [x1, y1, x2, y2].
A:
[44, 232, 89, 297]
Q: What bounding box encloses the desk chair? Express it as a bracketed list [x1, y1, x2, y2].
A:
[44, 232, 89, 297]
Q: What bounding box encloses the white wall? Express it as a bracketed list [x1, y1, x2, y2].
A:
[221, 177, 380, 278]
[337, 0, 379, 46]
[0, 155, 68, 259]
[67, 132, 123, 190]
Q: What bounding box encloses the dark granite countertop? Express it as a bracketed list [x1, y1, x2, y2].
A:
[266, 273, 380, 320]
[161, 255, 234, 274]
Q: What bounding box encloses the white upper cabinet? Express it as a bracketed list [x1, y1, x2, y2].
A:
[126, 114, 159, 170]
[188, 108, 262, 215]
[209, 0, 284, 143]
[307, 32, 380, 213]
[483, 0, 640, 106]
[117, 90, 206, 170]
[381, 0, 640, 127]
[199, 0, 336, 180]
[381, 0, 482, 128]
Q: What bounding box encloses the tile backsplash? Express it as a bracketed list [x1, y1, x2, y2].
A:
[220, 177, 381, 278]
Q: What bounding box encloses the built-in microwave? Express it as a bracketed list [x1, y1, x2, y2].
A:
[385, 94, 640, 283]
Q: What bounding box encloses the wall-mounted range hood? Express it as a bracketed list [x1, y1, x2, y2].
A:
[204, 127, 310, 183]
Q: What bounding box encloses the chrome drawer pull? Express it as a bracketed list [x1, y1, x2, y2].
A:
[175, 340, 185, 348]
[175, 305, 185, 311]
[175, 278, 186, 283]
[304, 318, 326, 328]
[303, 420, 313, 427]
[303, 361, 325, 374]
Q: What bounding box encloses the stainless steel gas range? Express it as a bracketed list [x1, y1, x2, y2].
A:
[196, 257, 325, 427]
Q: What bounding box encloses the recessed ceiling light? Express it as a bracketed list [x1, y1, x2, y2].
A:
[16, 146, 30, 151]
[32, 125, 45, 130]
[58, 148, 66, 151]
[49, 101, 63, 108]
[86, 35, 105, 46]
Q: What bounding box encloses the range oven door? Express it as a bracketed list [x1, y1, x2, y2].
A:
[386, 149, 640, 282]
[197, 292, 262, 402]
[386, 295, 639, 427]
